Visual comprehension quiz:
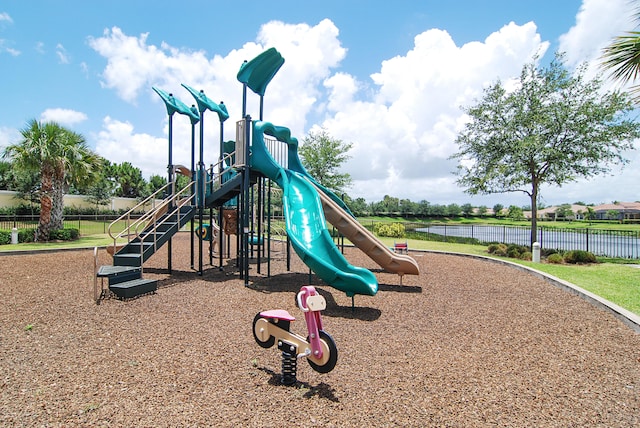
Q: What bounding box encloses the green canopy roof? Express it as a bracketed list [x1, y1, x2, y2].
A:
[181, 84, 229, 122]
[236, 48, 285, 96]
[152, 87, 200, 124]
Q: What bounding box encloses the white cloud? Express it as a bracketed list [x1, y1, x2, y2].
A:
[40, 108, 88, 125]
[80, 61, 89, 78]
[323, 21, 548, 202]
[94, 116, 192, 179]
[56, 43, 70, 64]
[88, 21, 346, 178]
[0, 12, 12, 24]
[88, 3, 638, 205]
[559, 0, 633, 67]
[0, 126, 20, 152]
[0, 39, 20, 56]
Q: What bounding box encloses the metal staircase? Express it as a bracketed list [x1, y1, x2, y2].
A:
[94, 183, 196, 300]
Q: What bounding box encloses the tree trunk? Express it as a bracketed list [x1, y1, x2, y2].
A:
[530, 186, 538, 249]
[36, 170, 54, 242]
[51, 175, 65, 231]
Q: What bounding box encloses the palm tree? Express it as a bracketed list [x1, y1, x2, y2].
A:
[2, 120, 101, 241]
[601, 5, 640, 102]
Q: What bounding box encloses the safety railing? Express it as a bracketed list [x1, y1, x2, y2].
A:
[107, 182, 173, 246]
[132, 185, 195, 256]
[206, 151, 237, 194]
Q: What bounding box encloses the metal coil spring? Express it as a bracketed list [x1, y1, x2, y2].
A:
[281, 350, 297, 385]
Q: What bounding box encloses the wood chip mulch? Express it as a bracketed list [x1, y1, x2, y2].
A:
[1, 232, 638, 427]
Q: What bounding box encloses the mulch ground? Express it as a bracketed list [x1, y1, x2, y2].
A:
[1, 232, 638, 427]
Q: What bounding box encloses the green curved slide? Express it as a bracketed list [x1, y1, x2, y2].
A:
[250, 121, 378, 297]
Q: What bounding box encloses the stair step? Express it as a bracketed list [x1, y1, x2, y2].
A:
[155, 222, 178, 231]
[97, 265, 141, 277]
[113, 253, 143, 267]
[109, 278, 158, 299]
[97, 265, 143, 285]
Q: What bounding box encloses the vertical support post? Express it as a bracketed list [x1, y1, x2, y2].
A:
[257, 177, 262, 274]
[242, 115, 252, 286]
[167, 112, 174, 274]
[267, 178, 272, 277]
[197, 109, 205, 276]
[190, 117, 196, 270]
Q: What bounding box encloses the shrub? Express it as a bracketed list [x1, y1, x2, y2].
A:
[373, 222, 405, 238]
[546, 253, 564, 264]
[488, 243, 508, 256]
[0, 230, 10, 245]
[49, 228, 80, 241]
[520, 251, 532, 261]
[563, 250, 597, 264]
[507, 247, 521, 259]
[507, 244, 528, 256]
[18, 228, 35, 243]
[487, 243, 501, 254]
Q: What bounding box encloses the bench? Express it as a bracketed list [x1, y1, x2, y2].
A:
[393, 241, 408, 254]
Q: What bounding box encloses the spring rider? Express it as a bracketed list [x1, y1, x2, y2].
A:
[252, 285, 338, 385]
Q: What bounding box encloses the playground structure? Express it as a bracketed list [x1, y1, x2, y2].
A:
[253, 285, 338, 384]
[94, 47, 419, 302]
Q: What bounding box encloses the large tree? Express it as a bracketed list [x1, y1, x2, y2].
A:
[451, 53, 640, 246]
[299, 128, 353, 194]
[3, 120, 101, 240]
[111, 162, 146, 198]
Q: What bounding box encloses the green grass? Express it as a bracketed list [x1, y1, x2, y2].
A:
[0, 234, 113, 252]
[514, 260, 640, 315]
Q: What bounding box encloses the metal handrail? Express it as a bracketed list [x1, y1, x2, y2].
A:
[107, 182, 172, 244]
[133, 185, 195, 257]
[207, 152, 237, 192]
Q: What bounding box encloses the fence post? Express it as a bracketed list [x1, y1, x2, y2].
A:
[586, 228, 589, 253]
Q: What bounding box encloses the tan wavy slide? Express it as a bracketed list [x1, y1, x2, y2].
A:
[316, 187, 420, 277]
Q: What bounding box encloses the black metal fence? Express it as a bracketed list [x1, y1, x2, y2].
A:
[3, 215, 640, 259]
[406, 223, 640, 259]
[0, 215, 131, 236]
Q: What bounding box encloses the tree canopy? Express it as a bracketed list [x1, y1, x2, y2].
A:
[3, 120, 101, 240]
[451, 53, 640, 246]
[299, 128, 353, 195]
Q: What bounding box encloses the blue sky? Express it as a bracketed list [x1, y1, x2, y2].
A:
[0, 0, 637, 207]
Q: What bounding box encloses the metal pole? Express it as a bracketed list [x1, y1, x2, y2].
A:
[242, 115, 251, 286]
[198, 109, 205, 275]
[167, 112, 174, 274]
[257, 177, 262, 274]
[267, 179, 271, 277]
[259, 95, 264, 121]
[190, 118, 196, 269]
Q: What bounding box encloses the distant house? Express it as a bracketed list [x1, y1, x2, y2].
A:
[525, 205, 587, 220]
[593, 202, 640, 220]
[523, 202, 640, 221]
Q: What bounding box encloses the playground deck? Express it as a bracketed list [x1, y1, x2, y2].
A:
[1, 232, 638, 426]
